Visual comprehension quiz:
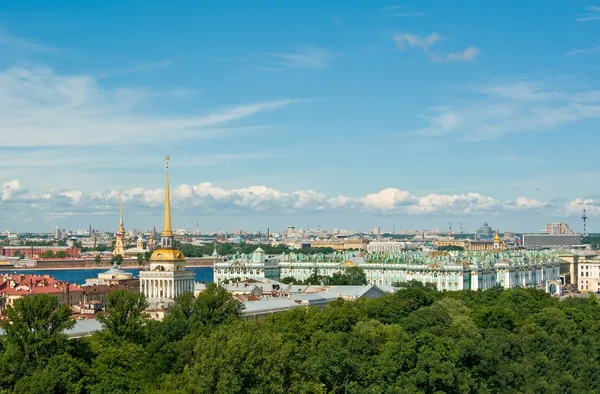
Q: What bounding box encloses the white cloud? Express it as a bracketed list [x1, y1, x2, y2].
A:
[410, 79, 600, 140]
[2, 180, 27, 202]
[272, 46, 334, 69]
[1, 179, 577, 221]
[565, 198, 600, 216]
[514, 197, 547, 209]
[0, 65, 297, 148]
[0, 29, 58, 53]
[576, 6, 600, 22]
[380, 6, 425, 17]
[567, 46, 600, 56]
[431, 46, 480, 62]
[394, 32, 479, 62]
[390, 12, 426, 17]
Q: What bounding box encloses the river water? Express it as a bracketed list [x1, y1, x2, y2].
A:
[0, 267, 214, 285]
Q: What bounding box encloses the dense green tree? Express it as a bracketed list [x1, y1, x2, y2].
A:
[93, 254, 102, 265]
[3, 283, 600, 393]
[97, 290, 148, 343]
[281, 276, 301, 284]
[110, 254, 124, 266]
[193, 282, 245, 327]
[38, 250, 56, 258]
[0, 294, 74, 386]
[12, 354, 87, 394]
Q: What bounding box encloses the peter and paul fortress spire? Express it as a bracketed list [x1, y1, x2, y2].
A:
[113, 189, 126, 256]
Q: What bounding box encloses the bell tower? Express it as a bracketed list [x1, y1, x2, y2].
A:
[113, 190, 126, 256]
[493, 230, 502, 251]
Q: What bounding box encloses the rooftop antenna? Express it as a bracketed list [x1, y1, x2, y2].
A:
[582, 206, 588, 236]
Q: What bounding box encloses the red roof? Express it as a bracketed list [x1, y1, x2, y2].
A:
[0, 274, 83, 296]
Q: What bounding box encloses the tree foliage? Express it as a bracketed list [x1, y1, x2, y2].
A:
[2, 286, 600, 393]
[109, 254, 124, 266]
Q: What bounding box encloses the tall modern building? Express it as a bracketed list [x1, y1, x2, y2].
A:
[113, 190, 126, 256]
[541, 222, 576, 235]
[139, 157, 195, 307]
[475, 222, 494, 239]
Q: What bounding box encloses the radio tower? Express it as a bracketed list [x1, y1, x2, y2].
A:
[582, 207, 588, 236]
[448, 222, 452, 236]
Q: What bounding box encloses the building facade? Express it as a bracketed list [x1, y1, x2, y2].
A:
[367, 241, 414, 253]
[213, 249, 562, 293]
[0, 246, 81, 259]
[542, 222, 576, 235]
[0, 274, 83, 312]
[213, 247, 281, 283]
[577, 259, 600, 293]
[522, 234, 582, 250]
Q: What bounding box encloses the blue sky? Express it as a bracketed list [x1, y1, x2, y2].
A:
[0, 1, 599, 233]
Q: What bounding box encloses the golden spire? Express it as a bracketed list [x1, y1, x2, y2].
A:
[119, 189, 124, 227]
[161, 156, 173, 237]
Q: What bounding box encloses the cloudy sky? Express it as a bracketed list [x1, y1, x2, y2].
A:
[1, 1, 599, 233]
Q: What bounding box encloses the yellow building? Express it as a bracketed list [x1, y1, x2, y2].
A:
[310, 238, 368, 251]
[434, 239, 467, 248]
[464, 231, 506, 252]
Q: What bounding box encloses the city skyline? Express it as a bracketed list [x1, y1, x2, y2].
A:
[1, 1, 600, 231]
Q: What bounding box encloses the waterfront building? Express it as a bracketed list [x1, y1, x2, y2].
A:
[213, 247, 280, 284]
[0, 245, 81, 259]
[84, 265, 134, 286]
[139, 157, 195, 309]
[113, 191, 126, 256]
[214, 249, 563, 294]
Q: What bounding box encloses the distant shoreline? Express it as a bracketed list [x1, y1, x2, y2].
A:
[0, 266, 141, 271]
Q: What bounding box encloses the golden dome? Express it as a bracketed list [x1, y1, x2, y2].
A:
[493, 230, 501, 243]
[149, 248, 185, 262]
